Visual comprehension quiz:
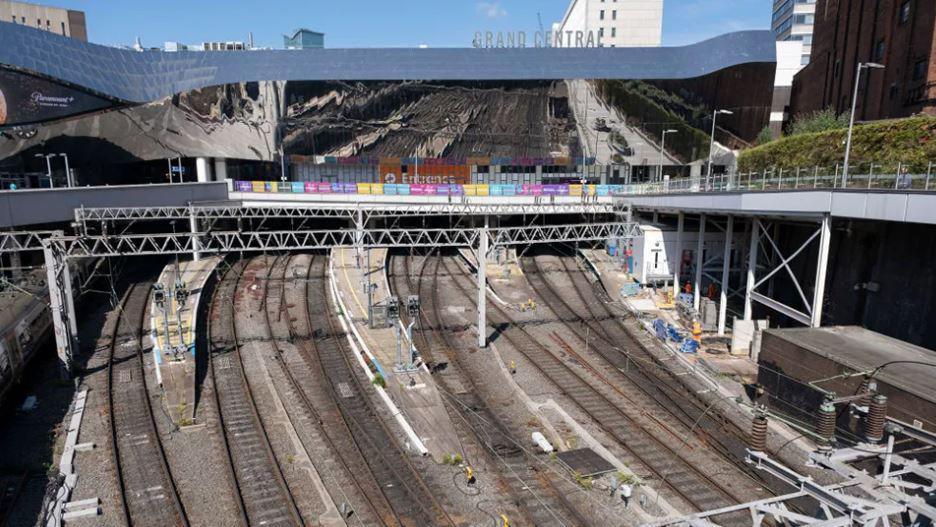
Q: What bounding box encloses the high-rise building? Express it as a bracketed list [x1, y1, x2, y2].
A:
[284, 28, 325, 50]
[772, 0, 816, 67]
[553, 0, 663, 48]
[0, 0, 86, 41]
[791, 0, 936, 121]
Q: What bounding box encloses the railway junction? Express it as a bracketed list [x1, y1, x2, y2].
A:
[0, 18, 935, 527]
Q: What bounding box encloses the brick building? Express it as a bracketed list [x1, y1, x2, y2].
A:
[790, 0, 935, 121]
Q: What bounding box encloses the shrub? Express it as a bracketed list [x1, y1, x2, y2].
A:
[788, 108, 850, 136]
[739, 116, 936, 172]
[755, 126, 773, 146]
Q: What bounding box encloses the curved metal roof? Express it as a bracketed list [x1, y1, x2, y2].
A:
[0, 22, 775, 104]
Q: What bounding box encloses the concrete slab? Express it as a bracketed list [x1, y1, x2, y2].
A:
[151, 256, 220, 426]
[331, 247, 463, 462]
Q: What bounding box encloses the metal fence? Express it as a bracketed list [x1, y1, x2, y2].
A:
[620, 162, 935, 195]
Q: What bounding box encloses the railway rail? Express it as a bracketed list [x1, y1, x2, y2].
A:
[390, 251, 592, 527]
[524, 251, 756, 463]
[261, 253, 386, 526]
[300, 253, 456, 527]
[441, 254, 745, 518]
[107, 281, 188, 526]
[208, 260, 302, 526]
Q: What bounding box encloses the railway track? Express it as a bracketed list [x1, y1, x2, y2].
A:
[523, 252, 757, 464]
[261, 253, 387, 526]
[107, 281, 188, 527]
[390, 251, 592, 527]
[208, 260, 302, 526]
[300, 253, 455, 527]
[441, 254, 745, 517]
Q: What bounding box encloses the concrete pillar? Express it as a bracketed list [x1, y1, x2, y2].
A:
[718, 216, 734, 336]
[693, 214, 706, 311]
[811, 215, 831, 327]
[477, 215, 489, 348]
[744, 218, 760, 320]
[196, 157, 210, 183]
[213, 158, 228, 182]
[673, 212, 684, 298]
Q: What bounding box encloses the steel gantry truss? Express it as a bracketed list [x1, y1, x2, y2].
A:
[0, 231, 60, 254]
[42, 220, 639, 376]
[644, 422, 936, 527]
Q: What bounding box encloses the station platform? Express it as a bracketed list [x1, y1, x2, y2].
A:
[330, 247, 462, 462]
[150, 256, 220, 426]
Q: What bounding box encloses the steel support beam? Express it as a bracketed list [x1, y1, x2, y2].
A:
[188, 205, 200, 262]
[43, 239, 76, 378]
[478, 216, 489, 348]
[694, 214, 706, 311]
[718, 215, 733, 335]
[744, 217, 760, 320]
[0, 231, 59, 254]
[673, 212, 684, 297]
[811, 214, 831, 327]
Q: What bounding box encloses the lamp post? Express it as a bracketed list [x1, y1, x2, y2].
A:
[707, 110, 733, 189]
[659, 129, 677, 182]
[34, 153, 55, 188]
[843, 62, 885, 186]
[58, 153, 73, 187]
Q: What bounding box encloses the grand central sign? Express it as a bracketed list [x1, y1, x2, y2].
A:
[472, 30, 605, 48]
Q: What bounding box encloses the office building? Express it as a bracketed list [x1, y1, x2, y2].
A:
[553, 0, 663, 48]
[790, 0, 936, 121]
[772, 0, 816, 67]
[0, 0, 86, 41]
[284, 28, 324, 50]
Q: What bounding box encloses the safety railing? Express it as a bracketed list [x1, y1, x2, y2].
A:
[618, 162, 935, 196]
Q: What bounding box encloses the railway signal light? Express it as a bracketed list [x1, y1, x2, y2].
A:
[406, 295, 420, 318]
[152, 283, 165, 307]
[387, 295, 400, 321]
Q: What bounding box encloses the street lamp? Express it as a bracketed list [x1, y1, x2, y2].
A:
[707, 110, 733, 188]
[658, 129, 677, 182]
[843, 62, 885, 186]
[34, 153, 55, 188]
[57, 153, 73, 187]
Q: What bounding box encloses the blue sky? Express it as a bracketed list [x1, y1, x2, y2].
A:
[40, 0, 769, 48]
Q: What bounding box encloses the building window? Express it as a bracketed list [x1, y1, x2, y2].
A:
[801, 55, 810, 65]
[36, 18, 40, 27]
[793, 14, 814, 24]
[889, 82, 899, 100]
[899, 1, 910, 24]
[612, 10, 617, 20]
[61, 21, 66, 35]
[875, 39, 885, 60]
[599, 27, 604, 37]
[912, 59, 927, 81]
[600, 10, 605, 20]
[611, 27, 616, 37]
[11, 15, 15, 23]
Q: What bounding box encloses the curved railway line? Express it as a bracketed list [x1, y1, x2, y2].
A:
[297, 253, 456, 527]
[440, 254, 748, 518]
[208, 260, 302, 526]
[107, 281, 189, 527]
[389, 251, 592, 527]
[523, 250, 757, 463]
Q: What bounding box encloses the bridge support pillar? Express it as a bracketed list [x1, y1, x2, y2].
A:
[718, 215, 733, 336]
[477, 215, 489, 349]
[213, 158, 228, 182]
[196, 157, 210, 183]
[744, 218, 760, 320]
[673, 212, 684, 298]
[43, 239, 76, 379]
[693, 214, 706, 311]
[810, 214, 831, 327]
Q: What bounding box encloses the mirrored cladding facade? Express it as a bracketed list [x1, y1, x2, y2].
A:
[0, 21, 775, 106]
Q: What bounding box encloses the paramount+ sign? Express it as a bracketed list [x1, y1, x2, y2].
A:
[472, 30, 605, 48]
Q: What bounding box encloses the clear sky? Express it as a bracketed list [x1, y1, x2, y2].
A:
[35, 0, 769, 49]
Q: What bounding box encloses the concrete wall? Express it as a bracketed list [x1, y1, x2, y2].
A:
[0, 182, 229, 228]
[0, 0, 86, 40]
[554, 0, 663, 47]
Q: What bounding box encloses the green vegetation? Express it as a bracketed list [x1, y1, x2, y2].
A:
[787, 108, 850, 136]
[371, 373, 386, 389]
[755, 126, 773, 146]
[739, 116, 936, 172]
[574, 472, 594, 490]
[594, 80, 711, 162]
